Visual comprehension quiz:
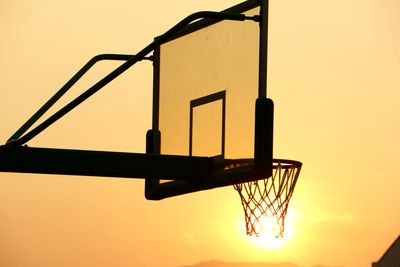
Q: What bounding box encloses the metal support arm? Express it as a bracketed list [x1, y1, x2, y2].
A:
[6, 11, 259, 147]
[6, 54, 136, 145]
[0, 145, 210, 180]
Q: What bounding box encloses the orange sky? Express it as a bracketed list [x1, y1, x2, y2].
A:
[0, 1, 399, 267]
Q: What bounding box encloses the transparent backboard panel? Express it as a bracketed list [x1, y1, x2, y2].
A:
[157, 6, 260, 161]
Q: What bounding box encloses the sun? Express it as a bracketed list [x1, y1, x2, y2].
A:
[246, 216, 295, 249]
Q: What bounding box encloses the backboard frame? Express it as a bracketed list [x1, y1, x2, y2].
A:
[145, 0, 273, 200]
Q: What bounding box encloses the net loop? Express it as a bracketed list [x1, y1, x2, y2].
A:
[233, 159, 302, 237]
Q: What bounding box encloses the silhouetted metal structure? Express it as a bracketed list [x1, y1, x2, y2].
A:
[0, 0, 268, 193]
[0, 0, 301, 237]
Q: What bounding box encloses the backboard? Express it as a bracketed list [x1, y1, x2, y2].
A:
[146, 0, 274, 199]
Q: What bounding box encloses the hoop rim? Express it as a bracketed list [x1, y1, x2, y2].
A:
[220, 158, 302, 169]
[273, 158, 303, 168]
[145, 157, 302, 200]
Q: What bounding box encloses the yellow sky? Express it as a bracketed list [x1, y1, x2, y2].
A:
[0, 1, 399, 267]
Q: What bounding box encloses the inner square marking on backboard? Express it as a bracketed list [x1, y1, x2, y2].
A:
[189, 90, 226, 158]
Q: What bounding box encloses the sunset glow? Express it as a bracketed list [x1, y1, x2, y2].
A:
[248, 217, 293, 249]
[239, 207, 298, 251]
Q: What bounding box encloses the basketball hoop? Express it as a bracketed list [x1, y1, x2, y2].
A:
[234, 159, 302, 237]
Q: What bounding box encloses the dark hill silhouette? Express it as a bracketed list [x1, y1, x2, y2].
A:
[181, 260, 298, 267]
[181, 261, 343, 267]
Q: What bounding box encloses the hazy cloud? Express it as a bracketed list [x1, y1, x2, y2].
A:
[183, 231, 207, 245]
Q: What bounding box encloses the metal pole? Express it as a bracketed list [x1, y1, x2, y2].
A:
[258, 0, 269, 98]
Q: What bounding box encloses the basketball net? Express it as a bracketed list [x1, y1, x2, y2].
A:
[234, 160, 301, 237]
